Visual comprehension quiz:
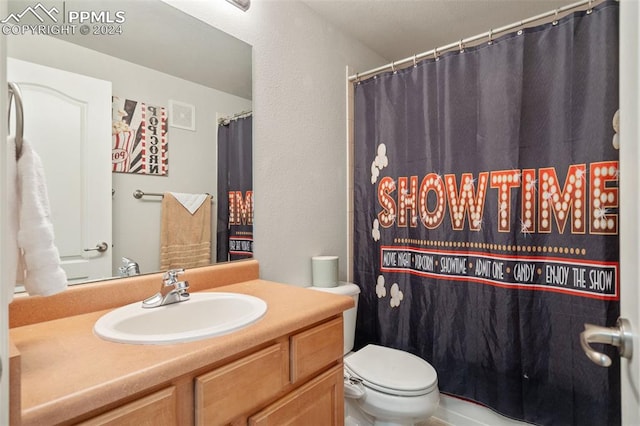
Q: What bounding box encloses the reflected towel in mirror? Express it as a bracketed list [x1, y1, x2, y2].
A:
[160, 192, 212, 270]
[169, 192, 208, 215]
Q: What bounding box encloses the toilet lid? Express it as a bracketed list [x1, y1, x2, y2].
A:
[344, 344, 438, 397]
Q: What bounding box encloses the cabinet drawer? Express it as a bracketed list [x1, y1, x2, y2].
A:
[195, 341, 289, 425]
[290, 317, 343, 383]
[249, 363, 344, 426]
[78, 386, 177, 426]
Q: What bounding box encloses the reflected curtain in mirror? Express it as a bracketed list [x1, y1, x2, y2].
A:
[217, 115, 253, 262]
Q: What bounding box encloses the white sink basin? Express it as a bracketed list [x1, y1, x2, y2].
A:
[94, 292, 267, 345]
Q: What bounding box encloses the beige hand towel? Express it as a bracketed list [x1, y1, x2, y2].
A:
[160, 192, 212, 270]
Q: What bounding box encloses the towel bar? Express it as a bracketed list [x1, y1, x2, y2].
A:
[133, 189, 212, 200]
[7, 82, 24, 159]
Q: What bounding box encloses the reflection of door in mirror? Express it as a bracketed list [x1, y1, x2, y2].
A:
[6, 0, 252, 285]
[8, 58, 112, 286]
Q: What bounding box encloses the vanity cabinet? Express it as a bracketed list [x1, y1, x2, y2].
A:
[10, 270, 354, 426]
[195, 317, 344, 425]
[78, 317, 343, 426]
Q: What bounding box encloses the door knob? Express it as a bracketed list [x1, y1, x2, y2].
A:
[84, 242, 109, 253]
[580, 317, 633, 367]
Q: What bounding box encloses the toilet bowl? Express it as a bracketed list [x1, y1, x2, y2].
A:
[309, 283, 439, 426]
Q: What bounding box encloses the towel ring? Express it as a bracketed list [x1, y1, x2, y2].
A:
[7, 82, 24, 159]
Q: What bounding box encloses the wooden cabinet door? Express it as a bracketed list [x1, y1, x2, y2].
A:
[77, 387, 177, 426]
[290, 317, 343, 384]
[249, 364, 344, 426]
[195, 341, 289, 425]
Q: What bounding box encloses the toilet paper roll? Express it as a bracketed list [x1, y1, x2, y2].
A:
[312, 256, 339, 287]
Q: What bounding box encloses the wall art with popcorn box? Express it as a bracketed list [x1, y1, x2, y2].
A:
[112, 96, 168, 176]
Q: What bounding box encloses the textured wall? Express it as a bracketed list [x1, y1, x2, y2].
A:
[166, 0, 385, 286]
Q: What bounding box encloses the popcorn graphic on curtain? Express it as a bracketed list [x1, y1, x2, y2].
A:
[112, 96, 169, 176]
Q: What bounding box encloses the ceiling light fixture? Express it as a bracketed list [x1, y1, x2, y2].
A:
[226, 0, 250, 12]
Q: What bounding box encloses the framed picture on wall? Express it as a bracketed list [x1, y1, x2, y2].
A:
[168, 100, 196, 131]
[112, 96, 168, 176]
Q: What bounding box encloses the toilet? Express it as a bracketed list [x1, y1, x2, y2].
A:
[310, 283, 439, 426]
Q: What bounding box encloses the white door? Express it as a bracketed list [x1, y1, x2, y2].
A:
[619, 0, 640, 423]
[1, 0, 9, 420]
[581, 1, 640, 424]
[7, 58, 112, 284]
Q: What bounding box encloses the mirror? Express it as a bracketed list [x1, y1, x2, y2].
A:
[6, 0, 252, 285]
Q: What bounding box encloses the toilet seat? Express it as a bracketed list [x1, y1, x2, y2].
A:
[345, 344, 438, 397]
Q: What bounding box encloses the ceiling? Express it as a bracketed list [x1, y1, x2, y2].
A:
[302, 0, 578, 64]
[8, 0, 585, 97]
[6, 0, 253, 99]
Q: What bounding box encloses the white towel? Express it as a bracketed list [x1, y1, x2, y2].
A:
[6, 137, 19, 303]
[169, 192, 209, 215]
[11, 138, 68, 299]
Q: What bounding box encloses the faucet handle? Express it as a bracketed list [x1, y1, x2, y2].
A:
[163, 268, 185, 285]
[175, 280, 190, 298]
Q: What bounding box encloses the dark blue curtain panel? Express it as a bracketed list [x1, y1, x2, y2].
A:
[353, 3, 620, 425]
[217, 115, 253, 262]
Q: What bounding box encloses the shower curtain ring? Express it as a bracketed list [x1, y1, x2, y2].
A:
[552, 9, 559, 26]
[434, 48, 439, 61]
[391, 61, 397, 74]
[587, 0, 593, 14]
[488, 29, 493, 45]
[459, 39, 464, 52]
[413, 55, 417, 68]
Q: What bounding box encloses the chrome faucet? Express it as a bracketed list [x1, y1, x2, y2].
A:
[142, 268, 190, 308]
[119, 257, 140, 277]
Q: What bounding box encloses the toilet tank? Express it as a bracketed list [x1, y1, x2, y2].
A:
[309, 282, 360, 355]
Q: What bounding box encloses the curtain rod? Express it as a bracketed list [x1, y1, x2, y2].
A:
[218, 110, 252, 126]
[348, 0, 605, 83]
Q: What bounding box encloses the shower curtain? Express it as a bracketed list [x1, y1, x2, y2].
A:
[216, 115, 253, 262]
[353, 3, 619, 425]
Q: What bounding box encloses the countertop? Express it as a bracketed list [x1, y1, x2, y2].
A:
[10, 279, 354, 425]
